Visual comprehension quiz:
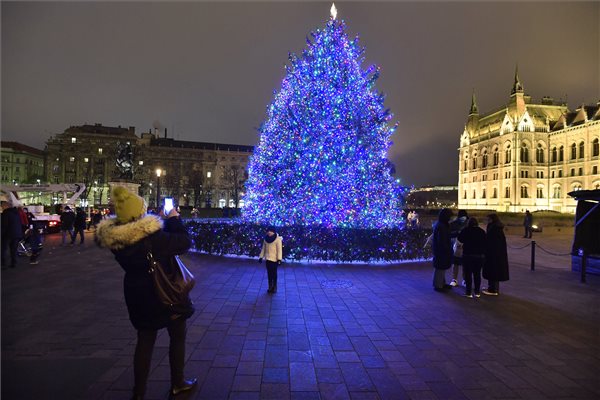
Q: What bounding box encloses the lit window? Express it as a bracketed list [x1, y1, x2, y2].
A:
[69, 157, 75, 162]
[84, 158, 89, 163]
[71, 137, 77, 144]
[138, 161, 144, 166]
[98, 148, 103, 155]
[207, 171, 212, 178]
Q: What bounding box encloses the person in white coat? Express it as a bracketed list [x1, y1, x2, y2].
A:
[258, 226, 283, 293]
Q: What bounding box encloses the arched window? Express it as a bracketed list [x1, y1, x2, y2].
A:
[536, 186, 544, 199]
[593, 138, 599, 157]
[520, 185, 529, 198]
[571, 143, 577, 160]
[573, 184, 582, 192]
[579, 141, 585, 159]
[505, 186, 510, 198]
[553, 185, 561, 199]
[482, 150, 488, 168]
[536, 144, 545, 163]
[493, 147, 499, 166]
[551, 147, 557, 163]
[492, 187, 498, 198]
[505, 144, 512, 164]
[559, 145, 564, 162]
[520, 143, 529, 163]
[472, 157, 477, 169]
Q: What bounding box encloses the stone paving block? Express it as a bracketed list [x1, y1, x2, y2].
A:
[339, 362, 375, 392]
[264, 345, 289, 368]
[237, 361, 264, 376]
[348, 392, 381, 400]
[290, 362, 318, 391]
[290, 391, 321, 400]
[229, 391, 261, 400]
[262, 367, 289, 383]
[335, 351, 361, 363]
[319, 382, 351, 400]
[404, 390, 438, 400]
[197, 367, 236, 399]
[260, 382, 291, 399]
[232, 374, 263, 392]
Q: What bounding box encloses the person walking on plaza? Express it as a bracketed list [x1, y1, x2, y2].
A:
[458, 217, 487, 298]
[449, 209, 469, 287]
[60, 206, 76, 245]
[258, 226, 283, 293]
[95, 187, 196, 400]
[483, 213, 509, 296]
[1, 194, 23, 269]
[523, 209, 533, 238]
[73, 207, 86, 244]
[432, 208, 453, 291]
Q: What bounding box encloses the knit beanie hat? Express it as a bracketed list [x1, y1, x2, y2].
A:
[112, 186, 146, 223]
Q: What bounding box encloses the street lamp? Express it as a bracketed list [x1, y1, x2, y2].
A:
[155, 168, 162, 208]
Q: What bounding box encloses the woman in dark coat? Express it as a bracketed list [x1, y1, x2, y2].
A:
[432, 208, 454, 291]
[96, 187, 196, 400]
[482, 213, 509, 296]
[458, 217, 487, 298]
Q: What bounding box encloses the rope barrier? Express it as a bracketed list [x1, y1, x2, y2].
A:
[535, 243, 572, 257]
[507, 242, 531, 250]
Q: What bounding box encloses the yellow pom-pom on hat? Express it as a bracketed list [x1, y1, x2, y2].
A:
[112, 186, 147, 223]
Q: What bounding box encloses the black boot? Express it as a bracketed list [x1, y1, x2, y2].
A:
[267, 279, 273, 293]
[272, 282, 277, 293]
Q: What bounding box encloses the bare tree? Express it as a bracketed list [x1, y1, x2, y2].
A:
[224, 165, 246, 208]
[188, 169, 205, 208]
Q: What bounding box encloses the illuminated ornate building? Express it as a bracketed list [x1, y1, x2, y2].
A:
[458, 68, 600, 213]
[0, 141, 45, 185]
[45, 124, 252, 208]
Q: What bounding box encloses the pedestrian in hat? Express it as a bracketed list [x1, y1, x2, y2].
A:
[258, 226, 283, 293]
[95, 187, 197, 399]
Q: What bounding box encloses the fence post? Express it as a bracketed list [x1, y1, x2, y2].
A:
[581, 251, 587, 283]
[530, 240, 536, 271]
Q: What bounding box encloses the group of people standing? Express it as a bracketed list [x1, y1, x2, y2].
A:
[432, 208, 509, 297]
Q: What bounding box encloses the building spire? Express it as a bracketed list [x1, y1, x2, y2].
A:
[469, 89, 479, 115]
[511, 64, 524, 95]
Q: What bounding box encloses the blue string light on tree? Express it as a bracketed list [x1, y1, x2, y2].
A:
[243, 3, 405, 229]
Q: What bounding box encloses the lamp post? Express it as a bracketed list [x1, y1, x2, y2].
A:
[155, 168, 162, 208]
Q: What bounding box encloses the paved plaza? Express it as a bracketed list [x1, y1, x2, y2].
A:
[2, 227, 599, 400]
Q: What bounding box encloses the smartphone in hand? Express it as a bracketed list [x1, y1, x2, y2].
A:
[163, 197, 174, 215]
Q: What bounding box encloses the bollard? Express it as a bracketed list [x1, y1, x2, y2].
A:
[530, 240, 536, 271]
[581, 251, 587, 283]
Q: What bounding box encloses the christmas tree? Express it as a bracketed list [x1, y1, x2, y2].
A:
[243, 5, 404, 228]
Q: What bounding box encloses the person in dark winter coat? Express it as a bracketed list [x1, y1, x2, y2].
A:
[60, 206, 76, 245]
[458, 217, 487, 298]
[73, 207, 87, 244]
[258, 226, 283, 293]
[432, 208, 454, 291]
[483, 213, 509, 296]
[1, 195, 24, 269]
[449, 210, 469, 287]
[523, 210, 533, 238]
[95, 187, 197, 400]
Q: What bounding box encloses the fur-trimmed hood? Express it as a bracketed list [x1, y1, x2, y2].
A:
[95, 215, 162, 250]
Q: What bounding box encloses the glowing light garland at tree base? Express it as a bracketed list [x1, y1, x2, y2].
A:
[185, 220, 432, 263]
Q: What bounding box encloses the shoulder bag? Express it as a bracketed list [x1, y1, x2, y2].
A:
[145, 240, 195, 313]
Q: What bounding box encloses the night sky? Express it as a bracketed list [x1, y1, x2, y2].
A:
[2, 1, 598, 186]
